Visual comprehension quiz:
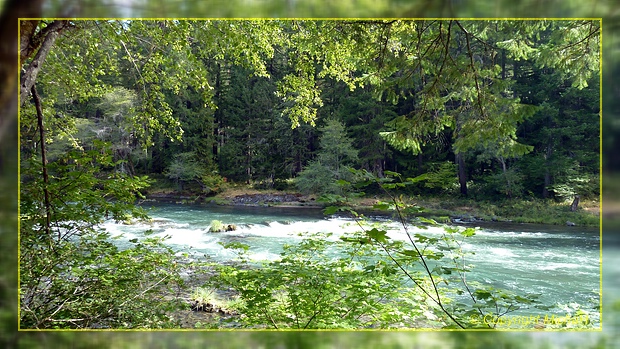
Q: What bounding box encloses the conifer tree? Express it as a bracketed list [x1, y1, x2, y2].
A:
[295, 118, 358, 195]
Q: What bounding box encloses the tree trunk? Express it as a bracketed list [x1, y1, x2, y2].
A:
[542, 169, 551, 199]
[456, 152, 467, 196]
[513, 58, 520, 99]
[0, 0, 44, 145]
[417, 152, 423, 175]
[246, 133, 252, 184]
[499, 156, 512, 198]
[32, 84, 52, 239]
[542, 143, 553, 198]
[374, 158, 384, 178]
[570, 195, 580, 212]
[213, 63, 222, 159]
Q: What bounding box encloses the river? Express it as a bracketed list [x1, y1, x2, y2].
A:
[102, 202, 601, 329]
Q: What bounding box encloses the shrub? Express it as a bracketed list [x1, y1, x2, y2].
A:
[209, 233, 432, 329]
[423, 162, 459, 194]
[548, 173, 599, 201]
[201, 172, 227, 195]
[208, 220, 224, 233]
[190, 287, 242, 314]
[295, 161, 335, 195]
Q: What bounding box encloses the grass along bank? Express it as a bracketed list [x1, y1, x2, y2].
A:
[404, 196, 600, 227]
[212, 184, 600, 227]
[143, 177, 599, 227]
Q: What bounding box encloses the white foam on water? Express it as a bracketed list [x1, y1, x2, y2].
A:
[379, 221, 473, 241]
[473, 230, 551, 239]
[488, 247, 517, 257]
[538, 262, 589, 271]
[248, 250, 281, 262]
[150, 227, 216, 248]
[100, 221, 141, 240]
[134, 218, 190, 232]
[235, 218, 362, 239]
[539, 251, 566, 259]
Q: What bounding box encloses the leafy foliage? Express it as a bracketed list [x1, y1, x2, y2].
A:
[196, 169, 587, 330]
[165, 152, 204, 189]
[22, 19, 599, 201]
[209, 233, 434, 329]
[208, 220, 224, 233]
[20, 141, 186, 329]
[422, 162, 458, 193]
[324, 169, 558, 329]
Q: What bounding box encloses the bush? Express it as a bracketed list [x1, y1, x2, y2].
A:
[295, 119, 358, 196]
[548, 173, 599, 201]
[201, 172, 227, 195]
[165, 152, 204, 190]
[295, 161, 336, 195]
[20, 231, 186, 329]
[190, 287, 242, 314]
[20, 142, 188, 329]
[423, 162, 459, 194]
[209, 233, 432, 329]
[208, 220, 224, 233]
[273, 178, 295, 191]
[480, 168, 525, 199]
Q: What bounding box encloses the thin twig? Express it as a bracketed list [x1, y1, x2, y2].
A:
[119, 38, 147, 97]
[350, 185, 465, 328]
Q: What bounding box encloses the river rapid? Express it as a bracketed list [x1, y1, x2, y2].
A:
[102, 202, 601, 328]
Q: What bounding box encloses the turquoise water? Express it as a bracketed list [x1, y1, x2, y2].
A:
[102, 202, 601, 328]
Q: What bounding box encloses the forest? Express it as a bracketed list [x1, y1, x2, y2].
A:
[18, 19, 600, 330]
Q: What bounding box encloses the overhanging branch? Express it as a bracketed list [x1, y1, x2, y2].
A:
[20, 20, 70, 106]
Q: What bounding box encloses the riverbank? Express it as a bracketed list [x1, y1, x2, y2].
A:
[144, 186, 600, 227]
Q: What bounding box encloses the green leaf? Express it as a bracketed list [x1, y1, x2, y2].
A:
[416, 216, 437, 225]
[323, 206, 339, 215]
[366, 228, 389, 243]
[219, 241, 250, 251]
[460, 228, 476, 237]
[405, 174, 429, 183]
[335, 179, 350, 186]
[372, 202, 391, 210]
[473, 289, 494, 300]
[340, 237, 368, 244]
[441, 267, 454, 275]
[383, 170, 401, 178]
[398, 249, 420, 258]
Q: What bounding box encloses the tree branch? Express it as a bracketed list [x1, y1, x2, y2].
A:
[31, 84, 52, 240]
[455, 20, 485, 120]
[20, 20, 70, 106]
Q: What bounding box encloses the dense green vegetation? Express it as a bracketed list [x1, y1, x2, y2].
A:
[23, 20, 599, 203]
[18, 19, 600, 330]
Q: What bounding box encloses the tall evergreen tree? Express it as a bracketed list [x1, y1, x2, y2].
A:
[515, 66, 600, 200]
[295, 118, 358, 195]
